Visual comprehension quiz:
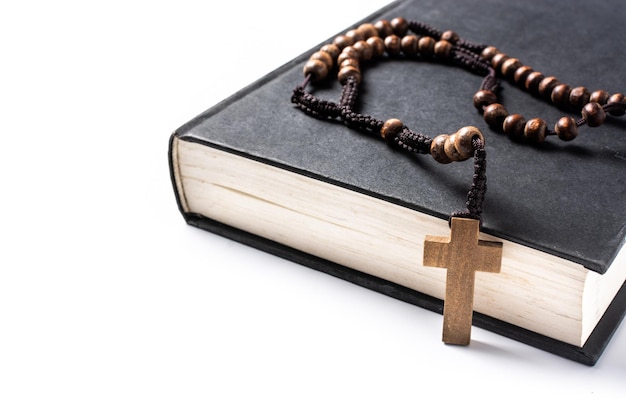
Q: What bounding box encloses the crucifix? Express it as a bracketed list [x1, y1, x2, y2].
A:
[423, 217, 503, 345]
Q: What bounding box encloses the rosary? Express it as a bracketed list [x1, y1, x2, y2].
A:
[291, 17, 626, 345]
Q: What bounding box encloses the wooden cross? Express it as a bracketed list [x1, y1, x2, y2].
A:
[423, 217, 503, 345]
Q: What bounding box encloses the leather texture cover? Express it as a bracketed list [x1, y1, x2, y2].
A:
[169, 0, 626, 364]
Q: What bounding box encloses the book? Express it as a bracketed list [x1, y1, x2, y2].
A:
[168, 0, 626, 365]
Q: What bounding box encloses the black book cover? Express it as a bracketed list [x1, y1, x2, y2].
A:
[169, 0, 626, 364]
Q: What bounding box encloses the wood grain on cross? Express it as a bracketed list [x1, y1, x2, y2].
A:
[423, 217, 503, 345]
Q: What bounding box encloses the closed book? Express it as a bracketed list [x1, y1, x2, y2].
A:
[168, 0, 626, 365]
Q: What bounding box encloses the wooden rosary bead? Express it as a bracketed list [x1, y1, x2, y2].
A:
[513, 65, 533, 87]
[550, 83, 572, 109]
[390, 17, 409, 36]
[480, 46, 499, 61]
[345, 29, 364, 43]
[537, 76, 559, 100]
[524, 71, 545, 95]
[473, 90, 498, 112]
[418, 36, 436, 57]
[401, 34, 420, 57]
[524, 118, 548, 144]
[589, 90, 610, 105]
[441, 30, 460, 44]
[303, 59, 329, 81]
[357, 23, 378, 40]
[607, 93, 626, 116]
[500, 58, 522, 79]
[353, 40, 373, 61]
[483, 103, 508, 131]
[339, 58, 360, 70]
[384, 35, 402, 56]
[310, 51, 333, 69]
[582, 102, 606, 127]
[320, 44, 340, 61]
[503, 114, 526, 141]
[434, 40, 452, 60]
[333, 34, 354, 50]
[374, 20, 393, 38]
[454, 126, 483, 157]
[569, 86, 591, 110]
[555, 117, 578, 141]
[430, 134, 453, 164]
[380, 118, 404, 141]
[338, 65, 361, 84]
[491, 53, 510, 73]
[367, 36, 385, 58]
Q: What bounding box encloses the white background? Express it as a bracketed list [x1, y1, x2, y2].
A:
[1, 1, 624, 416]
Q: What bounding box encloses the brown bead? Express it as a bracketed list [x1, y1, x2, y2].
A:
[380, 118, 404, 141]
[357, 23, 378, 40]
[339, 58, 359, 69]
[345, 29, 364, 43]
[503, 114, 526, 141]
[537, 76, 559, 100]
[333, 34, 354, 50]
[483, 103, 509, 131]
[418, 36, 436, 57]
[524, 71, 545, 95]
[513, 65, 533, 87]
[452, 126, 482, 159]
[374, 20, 393, 38]
[353, 40, 373, 61]
[337, 51, 358, 67]
[441, 30, 460, 44]
[501, 58, 522, 79]
[320, 44, 340, 61]
[555, 117, 578, 141]
[303, 59, 329, 81]
[582, 102, 606, 127]
[589, 90, 610, 105]
[430, 134, 453, 164]
[366, 36, 385, 58]
[491, 53, 510, 72]
[569, 86, 591, 110]
[473, 90, 498, 112]
[551, 84, 572, 109]
[481, 46, 499, 61]
[390, 17, 409, 36]
[310, 51, 333, 69]
[401, 35, 419, 57]
[434, 40, 452, 60]
[524, 118, 548, 144]
[337, 65, 361, 84]
[607, 93, 626, 116]
[384, 35, 402, 56]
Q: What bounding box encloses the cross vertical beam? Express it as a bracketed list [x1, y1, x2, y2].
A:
[423, 217, 503, 345]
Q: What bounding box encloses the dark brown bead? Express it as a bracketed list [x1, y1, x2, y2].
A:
[607, 93, 626, 116]
[345, 29, 364, 43]
[582, 102, 606, 127]
[569, 86, 591, 110]
[555, 117, 578, 141]
[353, 40, 373, 61]
[303, 59, 329, 81]
[366, 36, 385, 57]
[473, 90, 498, 112]
[339, 58, 359, 69]
[513, 66, 533, 87]
[483, 103, 508, 131]
[320, 44, 340, 61]
[390, 17, 409, 36]
[430, 134, 453, 164]
[333, 34, 354, 50]
[337, 51, 358, 67]
[434, 40, 452, 60]
[452, 126, 482, 159]
[503, 114, 526, 141]
[357, 23, 378, 40]
[337, 65, 361, 84]
[441, 30, 460, 44]
[418, 36, 436, 57]
[491, 53, 510, 72]
[380, 118, 404, 141]
[537, 76, 559, 100]
[524, 71, 545, 95]
[401, 35, 419, 57]
[384, 35, 402, 56]
[480, 46, 499, 61]
[589, 90, 610, 105]
[551, 84, 572, 109]
[310, 51, 333, 69]
[374, 20, 393, 38]
[500, 58, 522, 79]
[524, 118, 548, 144]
